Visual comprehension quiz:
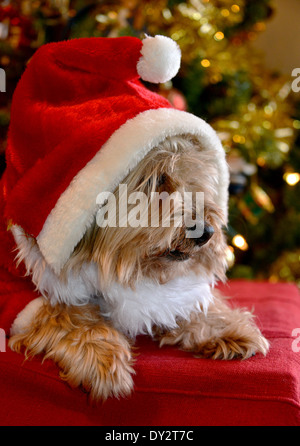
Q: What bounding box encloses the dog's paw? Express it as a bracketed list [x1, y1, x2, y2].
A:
[44, 324, 136, 401]
[159, 306, 269, 360]
[9, 302, 135, 400]
[195, 308, 270, 360]
[192, 329, 270, 360]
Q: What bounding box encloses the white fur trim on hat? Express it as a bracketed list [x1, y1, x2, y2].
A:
[33, 108, 228, 275]
[137, 35, 181, 83]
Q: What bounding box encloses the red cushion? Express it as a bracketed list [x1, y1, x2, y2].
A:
[0, 280, 300, 426]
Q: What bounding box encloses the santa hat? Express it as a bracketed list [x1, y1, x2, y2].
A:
[4, 35, 229, 274]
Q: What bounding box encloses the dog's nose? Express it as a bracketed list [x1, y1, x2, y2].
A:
[194, 223, 214, 246]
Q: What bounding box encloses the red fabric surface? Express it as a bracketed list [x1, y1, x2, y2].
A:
[0, 280, 299, 426]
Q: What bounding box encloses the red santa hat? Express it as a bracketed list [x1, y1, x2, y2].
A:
[4, 35, 229, 274]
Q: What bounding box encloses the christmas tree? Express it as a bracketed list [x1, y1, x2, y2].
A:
[0, 0, 299, 284]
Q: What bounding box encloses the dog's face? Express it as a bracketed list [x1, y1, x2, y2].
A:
[69, 134, 228, 288]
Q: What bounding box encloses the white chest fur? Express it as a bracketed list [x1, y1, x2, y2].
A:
[100, 276, 214, 338]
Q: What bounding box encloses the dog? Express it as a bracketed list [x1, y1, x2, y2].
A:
[9, 133, 269, 400]
[3, 35, 269, 400]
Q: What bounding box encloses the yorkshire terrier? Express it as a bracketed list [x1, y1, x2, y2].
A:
[9, 133, 269, 400]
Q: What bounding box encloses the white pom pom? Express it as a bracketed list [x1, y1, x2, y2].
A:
[137, 35, 181, 84]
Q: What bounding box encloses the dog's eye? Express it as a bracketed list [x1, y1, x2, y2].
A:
[157, 174, 167, 188]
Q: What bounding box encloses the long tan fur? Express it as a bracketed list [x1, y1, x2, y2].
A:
[9, 301, 135, 400]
